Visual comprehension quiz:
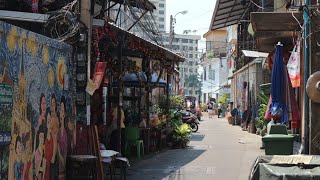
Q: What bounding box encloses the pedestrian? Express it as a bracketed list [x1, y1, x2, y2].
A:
[217, 102, 222, 118]
[207, 101, 214, 119]
[231, 105, 240, 125]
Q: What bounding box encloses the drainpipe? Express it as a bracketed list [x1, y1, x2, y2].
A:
[303, 0, 310, 154]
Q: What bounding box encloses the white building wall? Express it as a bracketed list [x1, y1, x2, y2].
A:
[201, 57, 220, 103]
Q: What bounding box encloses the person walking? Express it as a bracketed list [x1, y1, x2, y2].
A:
[207, 101, 214, 119]
[217, 102, 222, 118]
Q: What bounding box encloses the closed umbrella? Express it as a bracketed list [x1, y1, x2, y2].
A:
[270, 43, 287, 124]
[265, 43, 300, 127]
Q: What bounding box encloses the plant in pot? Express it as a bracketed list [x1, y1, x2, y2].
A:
[171, 123, 192, 149]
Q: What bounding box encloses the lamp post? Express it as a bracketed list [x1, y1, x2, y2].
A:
[169, 10, 188, 49]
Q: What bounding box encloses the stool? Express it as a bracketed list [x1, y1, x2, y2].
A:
[125, 127, 144, 159]
[67, 155, 97, 180]
[125, 140, 144, 159]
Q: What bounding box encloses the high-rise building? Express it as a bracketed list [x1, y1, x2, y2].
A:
[162, 33, 201, 97]
[150, 0, 166, 32]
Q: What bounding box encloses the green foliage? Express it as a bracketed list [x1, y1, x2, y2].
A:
[185, 74, 202, 89]
[256, 93, 269, 129]
[158, 95, 184, 112]
[167, 111, 183, 128]
[207, 51, 214, 58]
[218, 94, 229, 104]
[200, 103, 207, 112]
[172, 123, 192, 141]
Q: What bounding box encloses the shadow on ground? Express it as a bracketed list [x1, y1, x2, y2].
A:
[127, 147, 206, 180]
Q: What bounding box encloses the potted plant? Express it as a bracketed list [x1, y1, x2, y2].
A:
[171, 123, 192, 149]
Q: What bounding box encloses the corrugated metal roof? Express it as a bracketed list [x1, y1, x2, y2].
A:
[96, 20, 185, 62]
[210, 0, 250, 30]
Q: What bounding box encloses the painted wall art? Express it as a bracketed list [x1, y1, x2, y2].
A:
[0, 21, 76, 180]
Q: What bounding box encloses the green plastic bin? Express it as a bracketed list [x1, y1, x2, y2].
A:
[269, 124, 288, 135]
[262, 134, 295, 155]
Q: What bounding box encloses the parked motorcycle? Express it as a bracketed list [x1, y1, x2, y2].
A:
[187, 108, 202, 121]
[178, 110, 200, 132]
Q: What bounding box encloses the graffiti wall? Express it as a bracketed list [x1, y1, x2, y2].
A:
[0, 21, 76, 180]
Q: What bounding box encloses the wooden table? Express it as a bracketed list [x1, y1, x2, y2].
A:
[100, 150, 129, 180]
[68, 155, 97, 180]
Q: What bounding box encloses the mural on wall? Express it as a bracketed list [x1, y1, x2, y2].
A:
[0, 21, 76, 180]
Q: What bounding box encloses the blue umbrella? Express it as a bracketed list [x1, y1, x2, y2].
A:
[270, 44, 287, 124]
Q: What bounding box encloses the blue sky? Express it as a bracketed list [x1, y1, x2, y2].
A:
[166, 0, 217, 51]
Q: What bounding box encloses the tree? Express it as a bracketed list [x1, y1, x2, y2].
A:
[185, 74, 202, 95]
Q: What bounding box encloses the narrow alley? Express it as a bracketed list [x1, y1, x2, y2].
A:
[127, 113, 264, 180]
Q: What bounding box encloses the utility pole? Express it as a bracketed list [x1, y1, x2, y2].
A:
[80, 0, 93, 126]
[303, 0, 310, 154]
[169, 15, 174, 49]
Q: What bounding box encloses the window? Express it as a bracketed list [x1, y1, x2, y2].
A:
[189, 47, 193, 51]
[189, 39, 193, 43]
[190, 68, 193, 73]
[209, 69, 215, 80]
[174, 38, 179, 43]
[195, 47, 198, 51]
[189, 61, 193, 66]
[159, 10, 164, 14]
[182, 39, 188, 43]
[184, 68, 187, 72]
[195, 40, 198, 44]
[189, 54, 193, 58]
[159, 17, 164, 21]
[159, 24, 164, 29]
[159, 3, 164, 7]
[189, 90, 193, 95]
[206, 41, 213, 51]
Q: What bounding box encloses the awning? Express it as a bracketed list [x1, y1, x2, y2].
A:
[251, 12, 303, 52]
[93, 19, 186, 62]
[210, 0, 250, 30]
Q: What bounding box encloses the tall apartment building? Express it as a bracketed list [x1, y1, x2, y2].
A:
[162, 33, 201, 96]
[151, 0, 166, 32]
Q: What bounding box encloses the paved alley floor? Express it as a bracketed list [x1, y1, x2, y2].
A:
[127, 113, 264, 180]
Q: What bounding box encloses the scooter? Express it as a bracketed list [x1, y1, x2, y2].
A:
[179, 110, 200, 132]
[187, 108, 202, 121]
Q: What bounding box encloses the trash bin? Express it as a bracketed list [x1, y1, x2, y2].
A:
[269, 124, 288, 134]
[262, 134, 295, 155]
[249, 155, 320, 180]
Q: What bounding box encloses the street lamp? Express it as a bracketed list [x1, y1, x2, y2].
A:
[169, 10, 188, 49]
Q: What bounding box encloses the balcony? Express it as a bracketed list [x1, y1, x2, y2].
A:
[251, 12, 303, 52]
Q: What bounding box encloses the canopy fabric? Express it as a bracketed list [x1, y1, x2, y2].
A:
[122, 71, 147, 82]
[113, 71, 166, 87]
[151, 73, 166, 87]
